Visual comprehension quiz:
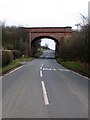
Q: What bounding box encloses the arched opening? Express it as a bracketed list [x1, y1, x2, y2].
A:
[31, 36, 59, 59]
[41, 38, 55, 50]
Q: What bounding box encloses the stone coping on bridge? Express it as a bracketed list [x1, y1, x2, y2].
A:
[23, 26, 73, 33]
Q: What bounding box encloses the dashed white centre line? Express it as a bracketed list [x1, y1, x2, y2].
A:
[53, 69, 56, 71]
[41, 81, 49, 105]
[40, 70, 43, 77]
[40, 67, 42, 70]
[42, 64, 43, 67]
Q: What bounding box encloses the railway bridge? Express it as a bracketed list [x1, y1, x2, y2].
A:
[24, 27, 73, 57]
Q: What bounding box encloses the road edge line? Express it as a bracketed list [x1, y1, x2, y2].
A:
[55, 60, 89, 80]
[1, 64, 25, 79]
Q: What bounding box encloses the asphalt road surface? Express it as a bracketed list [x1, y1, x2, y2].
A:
[40, 50, 55, 59]
[2, 50, 88, 118]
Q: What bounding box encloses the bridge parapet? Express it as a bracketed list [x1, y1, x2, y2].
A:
[24, 27, 72, 33]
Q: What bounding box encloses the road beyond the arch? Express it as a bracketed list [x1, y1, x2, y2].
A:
[2, 50, 88, 118]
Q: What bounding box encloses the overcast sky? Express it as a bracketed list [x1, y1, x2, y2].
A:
[0, 0, 89, 28]
[0, 0, 89, 50]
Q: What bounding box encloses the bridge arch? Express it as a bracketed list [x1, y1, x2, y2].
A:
[31, 35, 59, 46]
[24, 27, 73, 57]
[31, 35, 59, 57]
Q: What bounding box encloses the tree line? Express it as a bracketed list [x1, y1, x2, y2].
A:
[2, 25, 29, 56]
[1, 15, 89, 65]
[1, 24, 41, 57]
[59, 16, 89, 66]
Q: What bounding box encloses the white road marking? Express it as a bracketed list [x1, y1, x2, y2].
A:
[42, 68, 70, 72]
[55, 60, 89, 80]
[53, 69, 56, 71]
[65, 69, 70, 71]
[59, 69, 70, 71]
[59, 69, 63, 71]
[1, 65, 25, 79]
[6, 66, 23, 75]
[71, 70, 89, 80]
[40, 70, 43, 77]
[43, 68, 50, 71]
[41, 81, 49, 105]
[42, 64, 43, 67]
[40, 67, 42, 70]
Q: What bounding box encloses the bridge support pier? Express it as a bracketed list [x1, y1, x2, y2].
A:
[55, 42, 60, 58]
[28, 32, 32, 57]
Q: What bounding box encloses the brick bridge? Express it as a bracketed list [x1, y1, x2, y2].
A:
[24, 27, 73, 57]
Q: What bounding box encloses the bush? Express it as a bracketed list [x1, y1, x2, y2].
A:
[0, 50, 2, 67]
[12, 50, 21, 59]
[2, 50, 14, 66]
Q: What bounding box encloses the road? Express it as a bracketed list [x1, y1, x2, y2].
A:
[40, 50, 55, 59]
[2, 50, 88, 118]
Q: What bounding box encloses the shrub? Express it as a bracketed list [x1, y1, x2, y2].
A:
[2, 50, 14, 66]
[12, 50, 21, 59]
[0, 50, 2, 67]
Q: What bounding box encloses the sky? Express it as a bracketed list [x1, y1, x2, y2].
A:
[0, 0, 89, 50]
[89, 1, 90, 21]
[41, 38, 55, 50]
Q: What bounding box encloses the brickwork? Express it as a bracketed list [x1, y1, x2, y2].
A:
[24, 27, 73, 56]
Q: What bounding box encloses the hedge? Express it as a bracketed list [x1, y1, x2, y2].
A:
[0, 50, 2, 67]
[12, 50, 21, 59]
[2, 50, 14, 66]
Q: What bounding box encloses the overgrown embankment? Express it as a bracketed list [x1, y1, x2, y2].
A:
[56, 16, 89, 78]
[0, 57, 33, 75]
[1, 24, 42, 75]
[56, 58, 89, 78]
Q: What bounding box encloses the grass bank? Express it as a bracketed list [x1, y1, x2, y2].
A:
[0, 57, 33, 75]
[56, 58, 89, 78]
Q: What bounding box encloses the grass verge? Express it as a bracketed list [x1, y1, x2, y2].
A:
[56, 58, 90, 78]
[0, 57, 33, 75]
